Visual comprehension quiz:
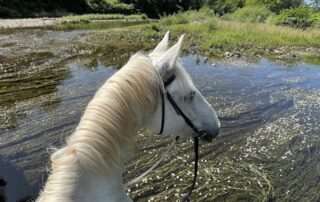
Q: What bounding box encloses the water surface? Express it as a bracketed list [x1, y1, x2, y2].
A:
[0, 28, 319, 202]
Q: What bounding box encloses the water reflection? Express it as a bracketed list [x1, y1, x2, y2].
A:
[0, 60, 116, 200]
[0, 52, 70, 130]
[0, 158, 36, 202]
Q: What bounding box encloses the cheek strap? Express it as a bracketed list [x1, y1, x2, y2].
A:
[159, 74, 176, 135]
[159, 74, 202, 136]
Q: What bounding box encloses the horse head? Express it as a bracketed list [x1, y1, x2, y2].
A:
[147, 32, 220, 142]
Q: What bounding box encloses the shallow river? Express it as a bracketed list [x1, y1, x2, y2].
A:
[0, 26, 319, 202]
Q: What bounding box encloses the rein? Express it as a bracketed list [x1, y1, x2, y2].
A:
[127, 74, 203, 201]
[160, 74, 202, 202]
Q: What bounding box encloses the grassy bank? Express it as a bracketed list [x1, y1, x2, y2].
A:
[57, 13, 147, 24]
[90, 8, 320, 60]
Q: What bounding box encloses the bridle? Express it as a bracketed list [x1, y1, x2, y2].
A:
[127, 72, 207, 201]
[159, 74, 206, 202]
[159, 74, 208, 138]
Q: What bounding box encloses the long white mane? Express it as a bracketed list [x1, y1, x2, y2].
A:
[37, 53, 162, 201]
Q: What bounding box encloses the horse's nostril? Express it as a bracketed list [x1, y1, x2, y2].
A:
[197, 129, 218, 142]
[197, 129, 207, 137]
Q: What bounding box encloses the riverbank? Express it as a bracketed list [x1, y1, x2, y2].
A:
[89, 9, 320, 62]
[1, 11, 319, 63]
[0, 18, 57, 28]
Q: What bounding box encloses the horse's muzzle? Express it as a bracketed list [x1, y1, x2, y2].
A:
[197, 128, 219, 143]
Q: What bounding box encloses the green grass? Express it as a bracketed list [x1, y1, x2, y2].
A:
[204, 20, 320, 50]
[58, 14, 147, 24]
[89, 8, 320, 60]
[151, 9, 320, 56]
[303, 55, 320, 65]
[221, 6, 273, 23]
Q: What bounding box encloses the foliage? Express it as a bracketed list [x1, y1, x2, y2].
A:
[272, 6, 314, 28]
[222, 6, 272, 23]
[122, 0, 205, 18]
[309, 0, 320, 12]
[245, 0, 303, 13]
[159, 6, 214, 25]
[85, 0, 133, 14]
[310, 0, 320, 9]
[310, 12, 320, 27]
[0, 0, 89, 17]
[0, 0, 205, 18]
[206, 0, 245, 15]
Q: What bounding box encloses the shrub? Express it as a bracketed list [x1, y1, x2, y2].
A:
[125, 0, 206, 18]
[160, 12, 189, 25]
[272, 6, 314, 28]
[160, 7, 214, 25]
[222, 6, 272, 23]
[85, 0, 134, 14]
[310, 12, 320, 28]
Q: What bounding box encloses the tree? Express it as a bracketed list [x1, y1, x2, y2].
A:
[0, 0, 90, 17]
[206, 0, 245, 15]
[310, 0, 320, 11]
[120, 0, 205, 18]
[245, 0, 303, 13]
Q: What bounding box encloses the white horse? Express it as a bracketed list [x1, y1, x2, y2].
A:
[37, 32, 220, 202]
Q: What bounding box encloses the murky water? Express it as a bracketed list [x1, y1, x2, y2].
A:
[0, 27, 319, 202]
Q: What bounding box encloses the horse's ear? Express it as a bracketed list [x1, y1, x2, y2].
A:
[156, 35, 184, 77]
[152, 31, 170, 54]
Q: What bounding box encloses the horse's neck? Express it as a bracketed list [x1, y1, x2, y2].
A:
[38, 58, 160, 201]
[37, 142, 133, 202]
[76, 167, 132, 202]
[73, 132, 133, 202]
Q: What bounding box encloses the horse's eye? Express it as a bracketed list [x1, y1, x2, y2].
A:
[190, 91, 196, 99]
